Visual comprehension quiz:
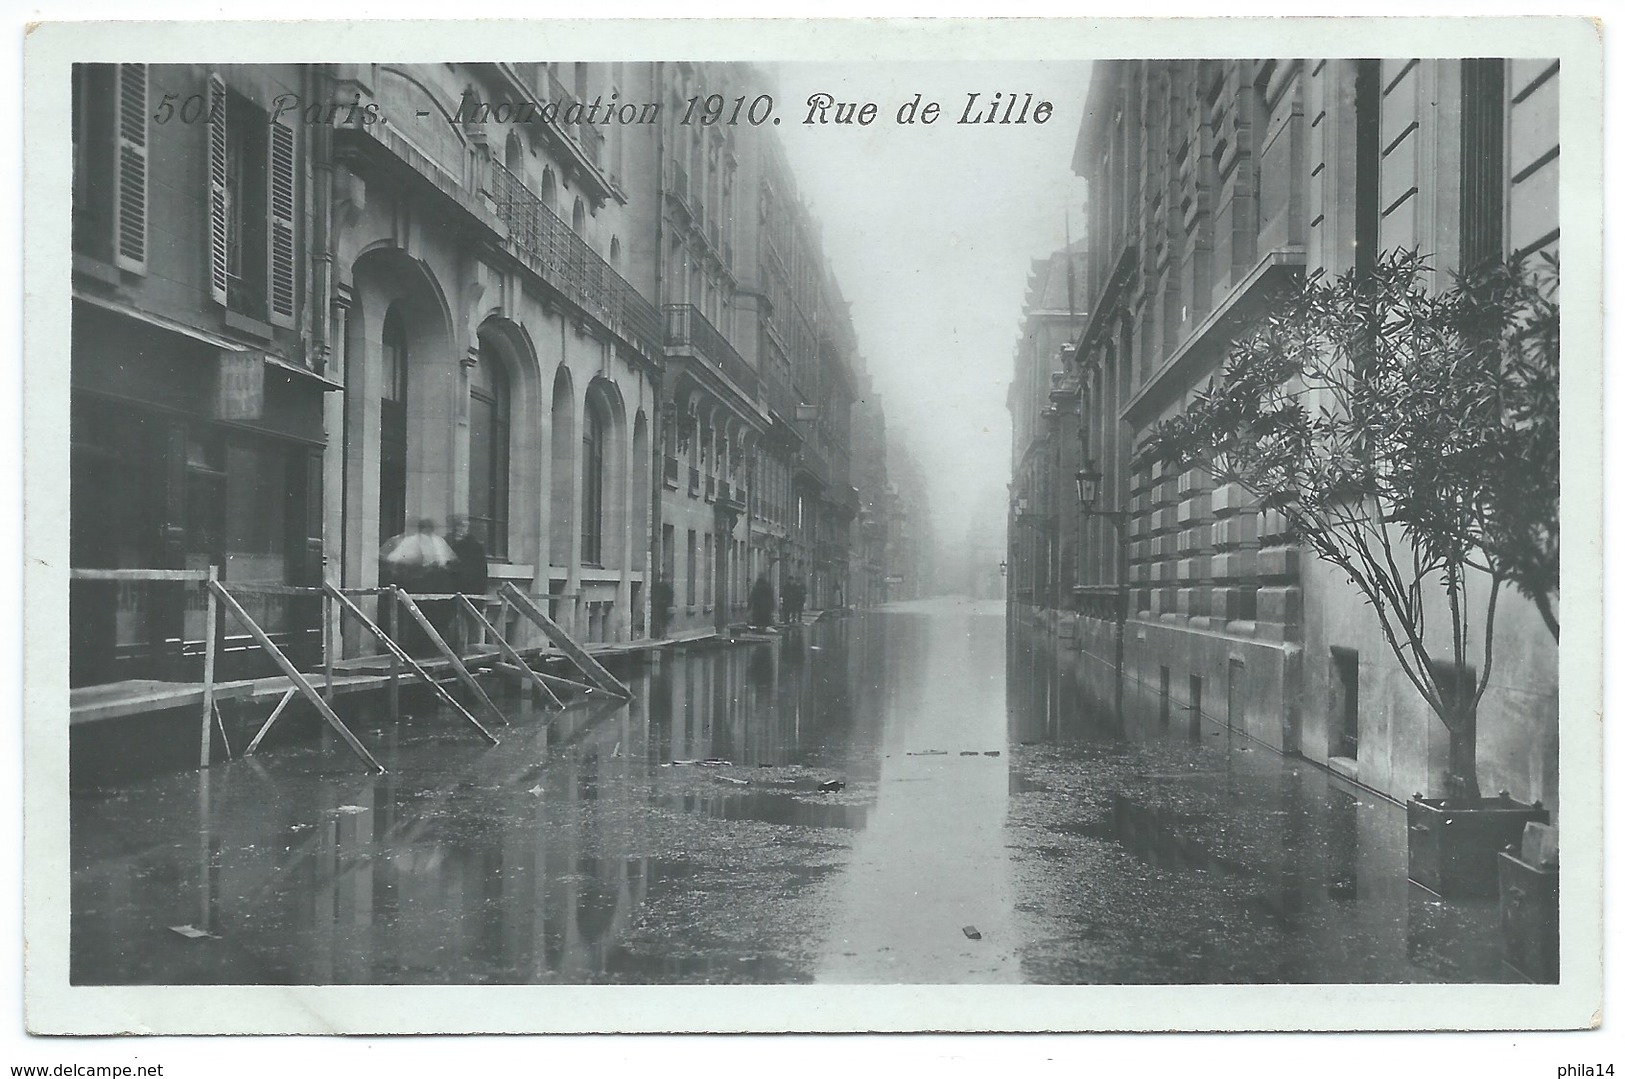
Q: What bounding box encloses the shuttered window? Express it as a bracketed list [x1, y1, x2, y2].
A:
[208, 75, 296, 324]
[112, 64, 148, 273]
[1460, 59, 1507, 272]
[71, 64, 116, 262]
[207, 74, 229, 305]
[267, 118, 296, 325]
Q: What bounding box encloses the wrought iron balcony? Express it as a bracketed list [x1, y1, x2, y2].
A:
[488, 161, 661, 356]
[664, 304, 759, 398]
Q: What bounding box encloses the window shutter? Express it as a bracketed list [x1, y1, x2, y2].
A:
[267, 117, 296, 326]
[112, 64, 148, 273]
[207, 74, 229, 306]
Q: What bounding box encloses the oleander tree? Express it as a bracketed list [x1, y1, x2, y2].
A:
[1136, 249, 1559, 805]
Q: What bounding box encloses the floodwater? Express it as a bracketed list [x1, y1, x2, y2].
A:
[70, 597, 1513, 984]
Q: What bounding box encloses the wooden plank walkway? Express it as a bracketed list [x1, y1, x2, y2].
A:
[70, 631, 711, 727]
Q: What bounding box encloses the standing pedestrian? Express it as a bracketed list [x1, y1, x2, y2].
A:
[446, 515, 489, 652]
[786, 575, 807, 623]
[651, 575, 675, 638]
[749, 574, 775, 629]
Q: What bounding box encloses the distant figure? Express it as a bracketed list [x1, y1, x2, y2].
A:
[784, 575, 807, 623]
[446, 515, 489, 652]
[446, 515, 489, 596]
[749, 574, 775, 629]
[651, 575, 675, 638]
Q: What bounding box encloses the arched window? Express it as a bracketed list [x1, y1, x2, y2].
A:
[609, 236, 621, 273]
[378, 304, 409, 544]
[540, 168, 557, 212]
[581, 396, 607, 566]
[571, 197, 587, 236]
[504, 130, 524, 172]
[469, 337, 511, 559]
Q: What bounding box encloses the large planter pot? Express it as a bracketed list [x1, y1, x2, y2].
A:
[1498, 848, 1559, 983]
[1406, 794, 1548, 898]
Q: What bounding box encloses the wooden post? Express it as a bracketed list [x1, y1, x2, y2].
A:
[322, 591, 334, 706]
[388, 591, 401, 723]
[199, 565, 219, 769]
[208, 580, 386, 772]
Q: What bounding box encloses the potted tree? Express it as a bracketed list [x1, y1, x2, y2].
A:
[1137, 249, 1559, 899]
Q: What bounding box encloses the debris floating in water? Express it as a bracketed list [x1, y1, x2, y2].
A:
[714, 775, 750, 787]
[818, 779, 846, 792]
[527, 784, 545, 795]
[983, 751, 1001, 757]
[907, 750, 947, 756]
[168, 925, 217, 940]
[962, 925, 982, 940]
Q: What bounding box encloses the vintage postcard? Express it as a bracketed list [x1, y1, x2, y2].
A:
[19, 15, 1603, 1042]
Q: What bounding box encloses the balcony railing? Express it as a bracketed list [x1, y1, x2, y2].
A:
[489, 161, 660, 355]
[664, 304, 759, 398]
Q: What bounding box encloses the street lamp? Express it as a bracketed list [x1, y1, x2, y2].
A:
[1074, 465, 1100, 508]
[1075, 460, 1130, 725]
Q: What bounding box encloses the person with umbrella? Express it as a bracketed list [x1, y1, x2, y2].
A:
[381, 518, 455, 655]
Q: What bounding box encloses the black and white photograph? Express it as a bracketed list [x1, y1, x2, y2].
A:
[16, 11, 1606, 1058]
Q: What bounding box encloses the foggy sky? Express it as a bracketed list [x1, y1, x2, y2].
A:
[773, 61, 1093, 560]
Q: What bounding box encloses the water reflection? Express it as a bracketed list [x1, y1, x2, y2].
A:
[72, 624, 861, 984]
[1004, 621, 1512, 984]
[70, 605, 1518, 986]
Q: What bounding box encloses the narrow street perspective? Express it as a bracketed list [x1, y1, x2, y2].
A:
[71, 599, 1508, 984]
[52, 41, 1573, 1023]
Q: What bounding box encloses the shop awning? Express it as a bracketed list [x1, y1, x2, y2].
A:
[72, 290, 343, 391]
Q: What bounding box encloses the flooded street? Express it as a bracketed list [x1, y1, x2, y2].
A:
[71, 598, 1508, 985]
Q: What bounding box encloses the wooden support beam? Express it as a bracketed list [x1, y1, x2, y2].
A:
[208, 580, 385, 773]
[70, 567, 210, 582]
[243, 688, 298, 756]
[458, 594, 563, 709]
[323, 584, 496, 744]
[500, 583, 633, 698]
[394, 590, 510, 726]
[532, 669, 600, 696]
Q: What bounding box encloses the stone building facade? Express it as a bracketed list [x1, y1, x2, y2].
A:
[322, 62, 661, 647]
[1054, 58, 1560, 813]
[70, 61, 886, 688]
[634, 62, 865, 635]
[1006, 243, 1087, 634]
[70, 63, 335, 684]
